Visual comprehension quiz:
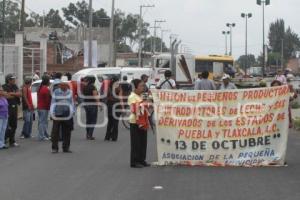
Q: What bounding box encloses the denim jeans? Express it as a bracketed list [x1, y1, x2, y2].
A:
[38, 110, 49, 140]
[22, 110, 33, 138]
[0, 117, 8, 148]
[85, 105, 98, 137]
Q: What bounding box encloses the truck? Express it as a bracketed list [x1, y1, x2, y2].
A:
[152, 53, 196, 88]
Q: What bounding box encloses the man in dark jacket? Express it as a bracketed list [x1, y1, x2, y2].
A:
[3, 74, 22, 147]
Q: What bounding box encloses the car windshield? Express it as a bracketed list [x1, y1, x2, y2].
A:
[31, 82, 41, 93]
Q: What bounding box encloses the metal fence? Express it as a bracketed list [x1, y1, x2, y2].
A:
[0, 45, 19, 84]
[23, 47, 44, 78]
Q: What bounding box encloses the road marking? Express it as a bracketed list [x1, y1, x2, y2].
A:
[153, 186, 163, 190]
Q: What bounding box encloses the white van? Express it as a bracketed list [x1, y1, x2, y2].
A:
[72, 67, 156, 90]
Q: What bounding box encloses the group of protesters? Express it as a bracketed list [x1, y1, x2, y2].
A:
[0, 71, 153, 168]
[0, 68, 298, 168]
[193, 69, 298, 128]
[0, 72, 74, 153]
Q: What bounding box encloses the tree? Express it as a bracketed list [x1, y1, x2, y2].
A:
[143, 36, 168, 52]
[44, 9, 65, 28]
[268, 52, 281, 66]
[116, 42, 132, 53]
[268, 19, 300, 60]
[114, 10, 149, 52]
[0, 0, 20, 38]
[268, 19, 285, 54]
[237, 54, 257, 69]
[62, 1, 109, 27]
[284, 27, 300, 58]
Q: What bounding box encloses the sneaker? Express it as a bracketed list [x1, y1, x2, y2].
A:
[20, 135, 25, 139]
[63, 150, 72, 153]
[87, 136, 95, 140]
[10, 143, 20, 147]
[141, 162, 151, 167]
[130, 164, 144, 168]
[51, 149, 58, 154]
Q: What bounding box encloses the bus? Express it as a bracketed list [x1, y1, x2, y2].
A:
[195, 55, 235, 79]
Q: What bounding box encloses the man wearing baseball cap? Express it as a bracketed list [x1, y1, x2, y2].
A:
[2, 74, 22, 147]
[220, 74, 237, 90]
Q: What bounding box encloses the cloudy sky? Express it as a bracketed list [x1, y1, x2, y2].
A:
[24, 0, 299, 58]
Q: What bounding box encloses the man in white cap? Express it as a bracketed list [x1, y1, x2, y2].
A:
[220, 74, 237, 90]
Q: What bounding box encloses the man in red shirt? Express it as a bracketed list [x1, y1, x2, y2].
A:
[37, 75, 51, 141]
[21, 79, 34, 138]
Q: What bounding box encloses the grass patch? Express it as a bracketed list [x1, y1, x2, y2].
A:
[294, 117, 300, 130]
[291, 101, 300, 109]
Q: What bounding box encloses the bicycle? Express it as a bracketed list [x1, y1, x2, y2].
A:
[121, 107, 156, 134]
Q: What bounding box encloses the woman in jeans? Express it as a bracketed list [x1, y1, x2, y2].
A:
[128, 79, 150, 168]
[37, 75, 51, 141]
[0, 85, 9, 150]
[83, 76, 99, 140]
[21, 79, 34, 139]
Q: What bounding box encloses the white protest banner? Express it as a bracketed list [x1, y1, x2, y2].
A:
[151, 85, 290, 167]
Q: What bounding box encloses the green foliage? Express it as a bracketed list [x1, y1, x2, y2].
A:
[44, 9, 65, 28]
[143, 36, 168, 52]
[291, 101, 300, 109]
[268, 52, 282, 66]
[293, 117, 300, 130]
[62, 1, 109, 27]
[0, 0, 21, 38]
[1, 0, 150, 53]
[236, 54, 257, 69]
[114, 9, 149, 52]
[268, 19, 300, 60]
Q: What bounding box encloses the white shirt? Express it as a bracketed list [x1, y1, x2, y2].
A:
[157, 78, 176, 89]
[220, 82, 237, 90]
[32, 74, 40, 81]
[275, 75, 287, 85]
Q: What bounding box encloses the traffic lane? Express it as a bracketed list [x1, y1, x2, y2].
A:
[0, 121, 299, 200]
[0, 120, 158, 200]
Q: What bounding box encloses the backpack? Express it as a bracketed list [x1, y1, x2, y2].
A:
[157, 79, 173, 89]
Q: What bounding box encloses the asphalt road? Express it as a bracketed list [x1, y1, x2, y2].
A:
[1, 116, 300, 200]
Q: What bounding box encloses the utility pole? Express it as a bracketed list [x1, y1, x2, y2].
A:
[161, 29, 170, 53]
[1, 0, 5, 73]
[226, 23, 236, 56]
[153, 19, 165, 53]
[109, 0, 115, 67]
[257, 0, 270, 76]
[42, 10, 45, 29]
[149, 25, 161, 53]
[222, 31, 230, 55]
[241, 13, 252, 73]
[88, 0, 93, 67]
[169, 34, 178, 53]
[138, 4, 154, 67]
[281, 38, 284, 70]
[20, 0, 25, 31]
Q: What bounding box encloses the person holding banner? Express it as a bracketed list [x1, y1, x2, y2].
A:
[220, 74, 237, 90]
[128, 79, 150, 168]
